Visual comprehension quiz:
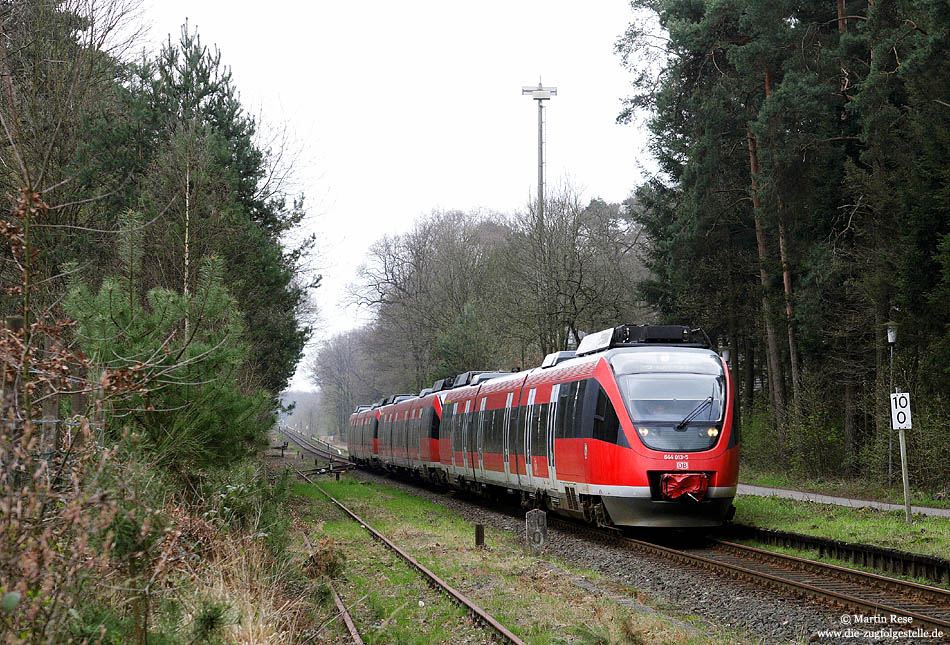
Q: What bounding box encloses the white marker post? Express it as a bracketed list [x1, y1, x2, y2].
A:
[889, 392, 913, 523]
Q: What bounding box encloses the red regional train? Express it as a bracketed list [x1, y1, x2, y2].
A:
[346, 324, 739, 528]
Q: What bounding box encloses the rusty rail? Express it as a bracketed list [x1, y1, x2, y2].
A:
[550, 518, 950, 633]
[723, 523, 950, 585]
[296, 469, 525, 645]
[283, 429, 353, 468]
[329, 581, 363, 645]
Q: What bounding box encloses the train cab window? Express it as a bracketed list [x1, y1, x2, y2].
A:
[592, 386, 621, 444]
[427, 408, 439, 440]
[617, 372, 725, 451]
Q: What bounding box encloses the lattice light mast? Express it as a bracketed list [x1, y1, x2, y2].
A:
[522, 81, 557, 220]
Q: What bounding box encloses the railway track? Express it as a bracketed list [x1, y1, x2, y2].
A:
[295, 469, 525, 645]
[288, 460, 949, 635]
[280, 428, 353, 468]
[551, 518, 950, 634]
[722, 523, 950, 586]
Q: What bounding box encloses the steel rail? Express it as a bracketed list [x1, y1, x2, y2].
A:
[282, 429, 352, 467]
[550, 518, 949, 633]
[723, 523, 950, 585]
[714, 539, 950, 600]
[329, 581, 364, 645]
[296, 469, 525, 645]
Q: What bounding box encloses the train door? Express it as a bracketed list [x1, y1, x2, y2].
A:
[523, 388, 536, 489]
[473, 397, 486, 481]
[547, 384, 559, 491]
[406, 409, 415, 467]
[454, 400, 471, 480]
[503, 392, 516, 487]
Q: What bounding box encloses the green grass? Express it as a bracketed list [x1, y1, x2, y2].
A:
[293, 477, 755, 644]
[739, 463, 950, 509]
[733, 495, 950, 559]
[292, 482, 474, 644]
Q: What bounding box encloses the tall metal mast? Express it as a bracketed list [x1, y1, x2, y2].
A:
[522, 81, 557, 220]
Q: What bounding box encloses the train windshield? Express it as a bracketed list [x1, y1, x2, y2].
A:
[611, 350, 725, 452]
[617, 374, 724, 423]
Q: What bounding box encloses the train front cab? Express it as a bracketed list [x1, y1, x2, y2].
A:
[588, 345, 739, 528]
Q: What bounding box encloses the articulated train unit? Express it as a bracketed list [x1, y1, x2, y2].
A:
[347, 324, 739, 528]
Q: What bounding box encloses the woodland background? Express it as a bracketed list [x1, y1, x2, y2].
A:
[306, 0, 950, 492]
[1, 0, 949, 641]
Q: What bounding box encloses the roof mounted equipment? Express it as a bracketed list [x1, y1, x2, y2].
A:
[431, 377, 455, 392]
[452, 371, 489, 388]
[575, 324, 711, 356]
[541, 350, 576, 368]
[470, 371, 509, 384]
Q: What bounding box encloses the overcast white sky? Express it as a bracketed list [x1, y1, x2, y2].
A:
[143, 1, 652, 390]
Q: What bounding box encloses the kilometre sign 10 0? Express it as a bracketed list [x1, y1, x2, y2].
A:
[890, 392, 913, 430]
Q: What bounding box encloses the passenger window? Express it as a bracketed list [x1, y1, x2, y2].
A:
[555, 386, 569, 439]
[532, 403, 548, 457]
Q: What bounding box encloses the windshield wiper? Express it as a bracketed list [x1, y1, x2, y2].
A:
[675, 396, 713, 430]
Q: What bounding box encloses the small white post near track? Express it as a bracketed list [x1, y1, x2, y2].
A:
[890, 392, 913, 523]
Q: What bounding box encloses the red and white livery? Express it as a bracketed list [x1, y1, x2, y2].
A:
[348, 324, 739, 528]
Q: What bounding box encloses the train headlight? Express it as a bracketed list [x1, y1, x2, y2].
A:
[638, 427, 649, 436]
[706, 427, 719, 437]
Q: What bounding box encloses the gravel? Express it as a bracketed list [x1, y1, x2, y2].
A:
[346, 470, 909, 644]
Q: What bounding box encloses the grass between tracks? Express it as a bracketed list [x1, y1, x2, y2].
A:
[292, 476, 753, 645]
[732, 495, 950, 559]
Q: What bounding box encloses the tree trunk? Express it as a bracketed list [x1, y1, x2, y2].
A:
[744, 335, 755, 409]
[762, 67, 802, 412]
[844, 380, 855, 471]
[728, 314, 741, 432]
[183, 156, 191, 339]
[874, 299, 887, 471]
[778, 218, 802, 409]
[837, 0, 850, 94]
[747, 128, 787, 440]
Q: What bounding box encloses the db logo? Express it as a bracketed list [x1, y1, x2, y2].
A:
[676, 462, 689, 470]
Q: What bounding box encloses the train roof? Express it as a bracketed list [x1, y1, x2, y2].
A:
[470, 371, 510, 384]
[576, 324, 711, 357]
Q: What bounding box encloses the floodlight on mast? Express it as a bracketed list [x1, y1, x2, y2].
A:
[522, 81, 557, 220]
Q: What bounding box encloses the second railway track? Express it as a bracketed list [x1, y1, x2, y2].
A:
[551, 518, 950, 634]
[295, 469, 526, 645]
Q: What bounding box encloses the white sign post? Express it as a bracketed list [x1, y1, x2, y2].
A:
[889, 393, 913, 523]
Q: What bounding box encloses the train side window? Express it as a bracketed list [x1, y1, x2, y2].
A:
[498, 407, 505, 453]
[555, 385, 570, 439]
[489, 409, 498, 453]
[490, 408, 501, 453]
[441, 405, 453, 441]
[532, 402, 548, 457]
[592, 385, 621, 444]
[516, 403, 528, 456]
